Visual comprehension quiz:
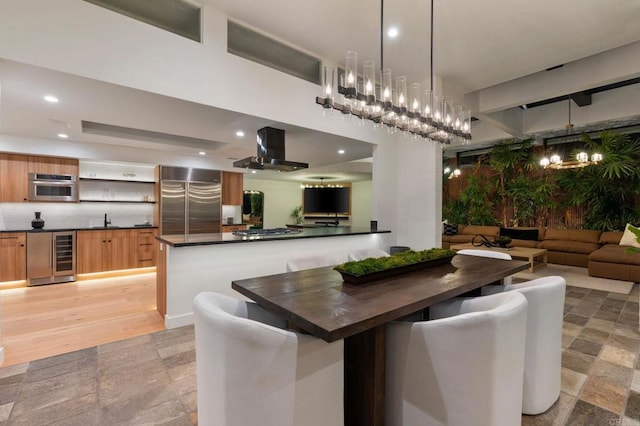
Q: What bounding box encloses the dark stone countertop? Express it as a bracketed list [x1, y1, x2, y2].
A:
[0, 225, 157, 233]
[157, 226, 390, 247]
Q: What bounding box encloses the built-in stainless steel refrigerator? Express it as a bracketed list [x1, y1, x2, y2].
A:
[160, 166, 221, 235]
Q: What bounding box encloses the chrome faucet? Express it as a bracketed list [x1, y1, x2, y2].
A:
[104, 213, 111, 228]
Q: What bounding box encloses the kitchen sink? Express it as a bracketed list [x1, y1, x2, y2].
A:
[91, 226, 120, 229]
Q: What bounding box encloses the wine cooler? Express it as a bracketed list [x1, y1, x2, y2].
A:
[27, 231, 76, 286]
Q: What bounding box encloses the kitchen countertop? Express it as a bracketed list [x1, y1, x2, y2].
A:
[157, 226, 390, 247]
[0, 225, 157, 233]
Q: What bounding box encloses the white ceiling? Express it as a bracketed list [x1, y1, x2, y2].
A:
[205, 0, 640, 92]
[1, 0, 639, 182]
[0, 58, 374, 181]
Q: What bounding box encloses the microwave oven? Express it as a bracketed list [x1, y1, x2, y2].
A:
[28, 173, 78, 202]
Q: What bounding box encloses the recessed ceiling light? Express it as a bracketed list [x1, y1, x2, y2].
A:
[57, 133, 68, 138]
[338, 149, 345, 154]
[44, 95, 59, 103]
[251, 170, 257, 174]
[235, 130, 245, 137]
[387, 27, 399, 38]
[199, 151, 206, 155]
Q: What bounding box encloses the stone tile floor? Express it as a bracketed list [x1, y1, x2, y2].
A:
[0, 284, 638, 425]
[523, 284, 640, 426]
[0, 326, 196, 425]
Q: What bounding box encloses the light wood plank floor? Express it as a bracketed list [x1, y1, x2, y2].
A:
[0, 272, 164, 367]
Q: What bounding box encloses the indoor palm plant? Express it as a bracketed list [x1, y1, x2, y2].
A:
[488, 139, 537, 227]
[556, 131, 640, 231]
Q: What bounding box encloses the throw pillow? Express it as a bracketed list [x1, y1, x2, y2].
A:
[443, 223, 458, 236]
[619, 223, 640, 248]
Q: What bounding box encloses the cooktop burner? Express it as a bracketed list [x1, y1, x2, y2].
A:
[232, 227, 302, 237]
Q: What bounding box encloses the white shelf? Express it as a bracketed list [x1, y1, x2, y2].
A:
[79, 179, 155, 203]
[79, 160, 156, 181]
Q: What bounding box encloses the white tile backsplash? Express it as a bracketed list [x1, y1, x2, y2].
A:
[0, 202, 155, 230]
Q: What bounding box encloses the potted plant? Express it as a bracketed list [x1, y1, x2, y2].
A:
[493, 235, 512, 248]
[291, 205, 304, 225]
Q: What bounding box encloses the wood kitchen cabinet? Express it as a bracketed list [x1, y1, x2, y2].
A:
[0, 232, 26, 281]
[77, 229, 137, 273]
[136, 228, 157, 267]
[0, 153, 30, 202]
[222, 171, 243, 205]
[222, 224, 247, 232]
[28, 156, 79, 175]
[77, 228, 157, 274]
[0, 153, 79, 202]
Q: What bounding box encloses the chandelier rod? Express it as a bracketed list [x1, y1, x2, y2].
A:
[430, 0, 434, 92]
[567, 95, 573, 131]
[380, 0, 384, 72]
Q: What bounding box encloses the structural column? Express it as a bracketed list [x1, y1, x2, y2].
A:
[373, 136, 442, 250]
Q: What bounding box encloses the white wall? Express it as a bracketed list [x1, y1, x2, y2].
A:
[0, 202, 154, 231]
[165, 232, 391, 327]
[243, 178, 302, 228]
[350, 181, 373, 229]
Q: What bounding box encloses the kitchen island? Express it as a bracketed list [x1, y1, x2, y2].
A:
[156, 227, 391, 328]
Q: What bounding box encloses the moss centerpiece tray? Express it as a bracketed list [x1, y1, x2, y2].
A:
[334, 248, 457, 285]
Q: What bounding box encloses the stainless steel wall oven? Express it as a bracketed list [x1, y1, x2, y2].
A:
[28, 173, 78, 202]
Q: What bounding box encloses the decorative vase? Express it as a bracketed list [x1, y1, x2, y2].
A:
[31, 211, 45, 229]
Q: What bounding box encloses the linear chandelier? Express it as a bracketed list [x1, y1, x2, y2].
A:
[315, 0, 472, 144]
[540, 97, 603, 169]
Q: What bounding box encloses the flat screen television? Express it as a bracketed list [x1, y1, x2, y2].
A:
[303, 187, 350, 214]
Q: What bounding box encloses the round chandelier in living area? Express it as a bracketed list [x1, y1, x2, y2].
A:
[315, 0, 472, 145]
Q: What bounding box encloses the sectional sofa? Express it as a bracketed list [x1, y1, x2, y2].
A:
[442, 225, 640, 282]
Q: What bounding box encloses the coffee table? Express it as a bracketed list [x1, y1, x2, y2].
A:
[450, 243, 548, 272]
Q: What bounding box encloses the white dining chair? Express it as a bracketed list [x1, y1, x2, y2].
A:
[193, 291, 344, 426]
[385, 291, 528, 426]
[285, 253, 348, 272]
[347, 248, 390, 261]
[456, 249, 513, 285]
[479, 275, 566, 414]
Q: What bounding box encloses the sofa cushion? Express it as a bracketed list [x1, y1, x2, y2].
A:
[446, 234, 476, 244]
[509, 239, 539, 248]
[538, 240, 600, 255]
[460, 225, 499, 237]
[500, 227, 539, 241]
[599, 231, 623, 245]
[589, 244, 640, 266]
[619, 223, 640, 248]
[543, 229, 601, 244]
[443, 223, 458, 236]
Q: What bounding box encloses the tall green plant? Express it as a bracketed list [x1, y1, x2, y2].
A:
[458, 172, 496, 225]
[556, 131, 640, 230]
[488, 139, 537, 226]
[443, 199, 468, 225]
[507, 174, 557, 227]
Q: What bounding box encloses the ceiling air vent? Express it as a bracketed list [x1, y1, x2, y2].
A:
[83, 0, 201, 42]
[227, 21, 321, 84]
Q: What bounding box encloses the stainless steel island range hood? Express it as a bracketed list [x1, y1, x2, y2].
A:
[233, 127, 308, 172]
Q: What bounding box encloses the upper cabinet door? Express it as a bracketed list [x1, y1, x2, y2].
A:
[28, 156, 79, 175]
[222, 172, 243, 205]
[0, 153, 30, 202]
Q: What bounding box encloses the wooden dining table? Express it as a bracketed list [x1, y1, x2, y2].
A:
[232, 254, 530, 426]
